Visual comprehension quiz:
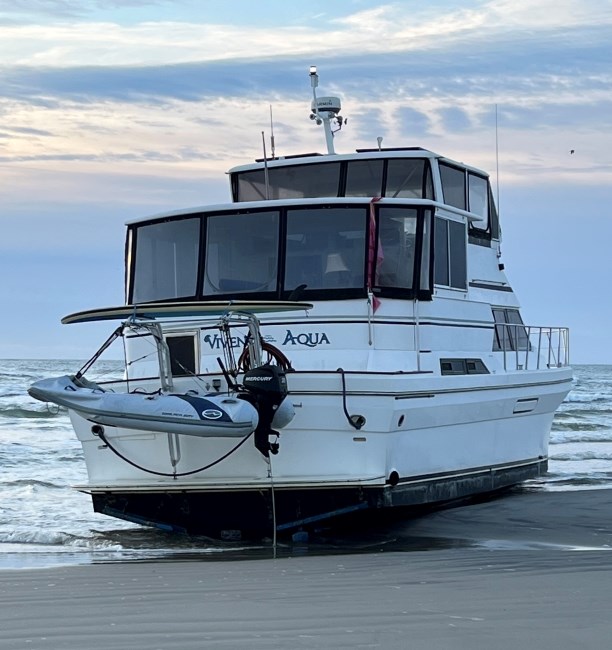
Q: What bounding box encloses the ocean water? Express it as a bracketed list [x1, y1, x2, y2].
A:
[1, 360, 610, 568]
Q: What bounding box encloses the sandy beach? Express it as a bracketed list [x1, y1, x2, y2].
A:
[2, 489, 612, 649]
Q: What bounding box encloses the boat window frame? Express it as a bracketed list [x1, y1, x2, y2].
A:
[128, 215, 202, 304]
[202, 208, 281, 298]
[280, 203, 369, 301]
[165, 331, 200, 376]
[492, 308, 529, 352]
[126, 201, 436, 304]
[371, 204, 434, 301]
[231, 157, 434, 202]
[433, 214, 468, 291]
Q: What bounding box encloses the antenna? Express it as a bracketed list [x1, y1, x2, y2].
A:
[308, 65, 344, 155]
[261, 131, 270, 200]
[269, 105, 276, 159]
[495, 104, 500, 216]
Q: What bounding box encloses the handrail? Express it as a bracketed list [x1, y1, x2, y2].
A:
[495, 322, 569, 371]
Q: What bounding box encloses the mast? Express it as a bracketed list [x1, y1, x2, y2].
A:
[309, 65, 344, 155]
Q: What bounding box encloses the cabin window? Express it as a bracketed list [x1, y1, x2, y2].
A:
[385, 159, 433, 199]
[284, 207, 366, 291]
[234, 163, 341, 201]
[345, 160, 384, 197]
[440, 358, 490, 375]
[376, 208, 418, 289]
[493, 308, 529, 351]
[468, 173, 489, 227]
[439, 163, 466, 210]
[434, 217, 466, 289]
[203, 211, 279, 295]
[166, 333, 199, 376]
[489, 185, 500, 239]
[419, 212, 432, 292]
[131, 218, 200, 303]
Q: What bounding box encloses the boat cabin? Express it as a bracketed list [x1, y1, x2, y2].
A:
[126, 149, 500, 306]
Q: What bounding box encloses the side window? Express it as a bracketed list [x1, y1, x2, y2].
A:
[376, 208, 418, 289]
[489, 185, 500, 240]
[468, 173, 489, 229]
[434, 217, 466, 289]
[434, 218, 449, 285]
[439, 163, 466, 210]
[493, 308, 529, 351]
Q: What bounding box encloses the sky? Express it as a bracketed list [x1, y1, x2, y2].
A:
[0, 0, 611, 362]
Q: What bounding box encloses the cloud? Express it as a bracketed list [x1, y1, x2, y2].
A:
[0, 0, 610, 67]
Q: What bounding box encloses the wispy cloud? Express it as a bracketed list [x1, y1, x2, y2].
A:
[0, 0, 610, 206]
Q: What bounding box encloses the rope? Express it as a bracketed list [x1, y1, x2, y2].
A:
[238, 340, 293, 372]
[75, 326, 123, 379]
[267, 456, 277, 558]
[96, 428, 253, 477]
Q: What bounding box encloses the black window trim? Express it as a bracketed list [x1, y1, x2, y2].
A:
[127, 202, 437, 304]
[232, 157, 434, 202]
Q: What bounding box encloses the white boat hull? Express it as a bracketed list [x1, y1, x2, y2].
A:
[69, 367, 572, 537]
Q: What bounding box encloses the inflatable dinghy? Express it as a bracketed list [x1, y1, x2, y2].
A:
[29, 375, 259, 438]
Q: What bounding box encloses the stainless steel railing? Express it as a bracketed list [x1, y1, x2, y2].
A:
[495, 323, 570, 371]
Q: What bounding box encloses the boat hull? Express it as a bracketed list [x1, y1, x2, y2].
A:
[88, 457, 546, 538]
[69, 367, 570, 539]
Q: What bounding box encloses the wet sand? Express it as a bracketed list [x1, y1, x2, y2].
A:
[2, 489, 612, 649]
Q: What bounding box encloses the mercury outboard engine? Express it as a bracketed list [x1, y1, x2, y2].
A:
[242, 364, 291, 458]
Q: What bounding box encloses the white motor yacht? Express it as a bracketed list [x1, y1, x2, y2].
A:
[30, 68, 571, 539]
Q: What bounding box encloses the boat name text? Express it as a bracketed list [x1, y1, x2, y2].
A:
[282, 330, 331, 347]
[203, 333, 276, 350]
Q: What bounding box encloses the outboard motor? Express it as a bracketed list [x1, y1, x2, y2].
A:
[242, 364, 291, 457]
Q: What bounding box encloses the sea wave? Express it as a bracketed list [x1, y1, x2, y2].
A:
[563, 393, 611, 404]
[0, 529, 125, 551]
[0, 478, 66, 490]
[552, 422, 611, 432]
[551, 431, 612, 444]
[0, 405, 63, 419]
[550, 450, 612, 462]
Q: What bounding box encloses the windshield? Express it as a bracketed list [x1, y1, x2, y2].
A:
[128, 203, 434, 303]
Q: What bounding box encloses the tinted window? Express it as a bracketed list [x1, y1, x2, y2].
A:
[468, 173, 489, 228]
[345, 160, 384, 197]
[420, 211, 432, 291]
[439, 163, 466, 210]
[167, 334, 197, 376]
[434, 217, 466, 289]
[434, 217, 449, 285]
[489, 185, 500, 239]
[203, 211, 279, 295]
[376, 208, 418, 289]
[284, 207, 366, 291]
[132, 218, 199, 302]
[386, 159, 433, 199]
[235, 163, 341, 201]
[449, 220, 466, 289]
[493, 308, 528, 351]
